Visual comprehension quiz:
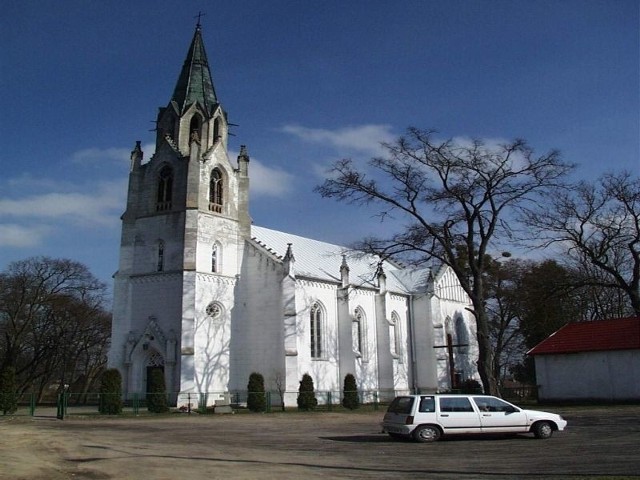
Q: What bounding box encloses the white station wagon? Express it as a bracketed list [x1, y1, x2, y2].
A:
[382, 394, 567, 442]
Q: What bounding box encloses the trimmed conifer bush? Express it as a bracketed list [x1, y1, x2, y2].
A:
[459, 378, 483, 394]
[99, 368, 123, 414]
[342, 373, 359, 410]
[0, 366, 18, 415]
[147, 369, 169, 413]
[247, 372, 266, 412]
[297, 373, 318, 411]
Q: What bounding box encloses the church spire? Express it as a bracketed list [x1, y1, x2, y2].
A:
[171, 24, 218, 116]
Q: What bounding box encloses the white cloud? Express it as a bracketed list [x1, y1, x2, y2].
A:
[281, 124, 395, 156]
[7, 173, 72, 190]
[70, 147, 130, 165]
[0, 224, 51, 248]
[449, 135, 531, 171]
[138, 143, 157, 163]
[0, 142, 294, 253]
[249, 159, 295, 197]
[228, 150, 294, 198]
[0, 179, 126, 228]
[0, 143, 132, 252]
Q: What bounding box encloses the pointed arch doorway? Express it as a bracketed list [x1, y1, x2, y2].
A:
[145, 350, 165, 394]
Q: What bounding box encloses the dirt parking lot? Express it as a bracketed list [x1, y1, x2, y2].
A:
[1, 405, 639, 480]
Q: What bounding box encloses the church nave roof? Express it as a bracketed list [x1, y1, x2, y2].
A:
[251, 225, 431, 294]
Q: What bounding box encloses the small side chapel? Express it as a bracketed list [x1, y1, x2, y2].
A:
[108, 24, 479, 406]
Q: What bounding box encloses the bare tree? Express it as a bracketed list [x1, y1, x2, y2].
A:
[483, 257, 527, 385]
[524, 171, 640, 316]
[271, 370, 286, 411]
[316, 128, 573, 395]
[0, 257, 110, 398]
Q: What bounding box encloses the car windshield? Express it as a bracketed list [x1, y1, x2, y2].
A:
[387, 396, 415, 414]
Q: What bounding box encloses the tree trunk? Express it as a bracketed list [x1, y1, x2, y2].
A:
[473, 305, 500, 396]
[629, 286, 640, 316]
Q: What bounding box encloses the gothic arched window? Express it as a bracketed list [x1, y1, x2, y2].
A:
[352, 308, 365, 357]
[157, 240, 165, 272]
[190, 114, 201, 142]
[310, 302, 324, 359]
[389, 312, 401, 358]
[156, 166, 173, 211]
[455, 315, 469, 354]
[211, 243, 222, 273]
[209, 168, 223, 213]
[213, 117, 221, 142]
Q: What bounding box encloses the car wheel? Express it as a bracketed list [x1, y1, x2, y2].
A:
[533, 421, 553, 439]
[412, 425, 441, 443]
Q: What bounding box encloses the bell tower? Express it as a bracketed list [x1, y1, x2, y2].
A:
[109, 23, 251, 402]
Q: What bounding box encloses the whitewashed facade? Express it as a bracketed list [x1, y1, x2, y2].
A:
[108, 25, 479, 406]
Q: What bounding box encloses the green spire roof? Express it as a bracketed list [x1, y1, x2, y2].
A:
[171, 25, 218, 115]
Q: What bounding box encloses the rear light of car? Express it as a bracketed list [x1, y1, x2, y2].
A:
[405, 416, 414, 425]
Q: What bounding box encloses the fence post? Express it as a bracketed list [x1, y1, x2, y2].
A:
[56, 394, 61, 419]
[327, 391, 332, 412]
[29, 393, 35, 416]
[133, 393, 139, 415]
[56, 393, 64, 420]
[266, 391, 271, 413]
[373, 391, 379, 411]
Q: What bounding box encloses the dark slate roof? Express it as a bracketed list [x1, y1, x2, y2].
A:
[171, 25, 218, 115]
[527, 316, 640, 355]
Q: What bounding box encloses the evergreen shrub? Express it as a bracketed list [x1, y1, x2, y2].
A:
[459, 378, 483, 394]
[297, 373, 318, 411]
[0, 366, 18, 415]
[147, 369, 169, 413]
[247, 372, 266, 412]
[99, 368, 123, 414]
[342, 373, 359, 410]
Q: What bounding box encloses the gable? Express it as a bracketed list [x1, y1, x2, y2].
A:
[528, 316, 640, 355]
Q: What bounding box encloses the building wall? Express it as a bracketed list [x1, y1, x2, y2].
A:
[535, 350, 640, 401]
[109, 272, 183, 396]
[294, 279, 340, 393]
[348, 288, 379, 391]
[432, 267, 479, 389]
[227, 243, 286, 393]
[190, 273, 236, 394]
[387, 293, 411, 392]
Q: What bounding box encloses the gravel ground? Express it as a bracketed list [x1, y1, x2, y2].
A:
[1, 405, 639, 480]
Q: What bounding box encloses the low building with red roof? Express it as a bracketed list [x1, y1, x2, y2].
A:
[528, 316, 640, 402]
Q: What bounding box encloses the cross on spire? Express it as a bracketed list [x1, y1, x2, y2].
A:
[195, 11, 206, 29]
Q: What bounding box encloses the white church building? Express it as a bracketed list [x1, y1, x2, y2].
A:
[108, 24, 479, 406]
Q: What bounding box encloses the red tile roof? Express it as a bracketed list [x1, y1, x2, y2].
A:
[527, 316, 640, 355]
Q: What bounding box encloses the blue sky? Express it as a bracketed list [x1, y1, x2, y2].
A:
[1, 0, 638, 297]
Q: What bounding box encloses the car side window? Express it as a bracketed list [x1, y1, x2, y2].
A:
[419, 396, 435, 412]
[387, 397, 415, 414]
[440, 397, 474, 412]
[473, 396, 516, 412]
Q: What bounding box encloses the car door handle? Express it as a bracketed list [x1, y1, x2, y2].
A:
[440, 414, 449, 417]
[482, 413, 491, 416]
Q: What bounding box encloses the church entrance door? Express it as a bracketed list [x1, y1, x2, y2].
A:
[146, 366, 164, 394]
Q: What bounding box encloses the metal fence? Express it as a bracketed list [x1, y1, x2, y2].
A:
[1, 386, 538, 418]
[1, 389, 402, 418]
